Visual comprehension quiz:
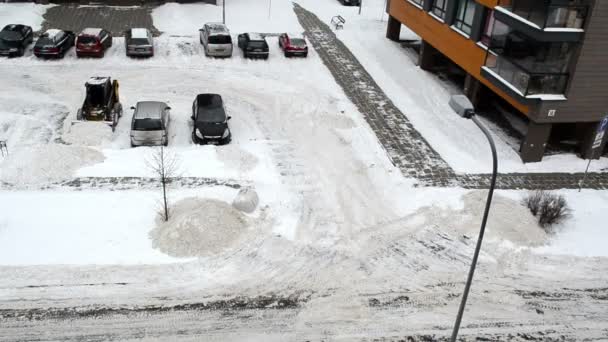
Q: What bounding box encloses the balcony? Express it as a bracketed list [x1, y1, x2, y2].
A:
[481, 28, 575, 102]
[483, 54, 568, 100]
[495, 0, 588, 42]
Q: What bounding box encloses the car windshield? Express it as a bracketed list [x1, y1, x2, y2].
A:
[78, 36, 97, 44]
[290, 38, 306, 46]
[0, 31, 21, 42]
[133, 118, 162, 131]
[129, 38, 150, 45]
[209, 35, 231, 44]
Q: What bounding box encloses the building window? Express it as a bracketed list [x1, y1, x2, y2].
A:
[431, 0, 448, 19]
[408, 0, 424, 8]
[454, 0, 476, 36]
[480, 9, 496, 46]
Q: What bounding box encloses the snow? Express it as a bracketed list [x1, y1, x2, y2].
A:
[0, 3, 53, 31]
[43, 28, 62, 39]
[81, 27, 102, 36]
[130, 27, 148, 39]
[152, 0, 303, 36]
[0, 2, 607, 339]
[299, 0, 608, 174]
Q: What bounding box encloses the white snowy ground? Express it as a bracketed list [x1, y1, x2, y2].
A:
[0, 1, 607, 340]
[298, 0, 608, 174]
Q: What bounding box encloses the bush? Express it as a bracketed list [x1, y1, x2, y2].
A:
[523, 191, 571, 230]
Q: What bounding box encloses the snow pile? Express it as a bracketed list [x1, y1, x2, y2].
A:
[62, 122, 114, 147]
[0, 143, 104, 186]
[232, 188, 259, 213]
[0, 3, 53, 31]
[415, 191, 546, 246]
[150, 198, 248, 257]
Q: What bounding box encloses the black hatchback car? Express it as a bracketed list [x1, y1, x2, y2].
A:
[34, 29, 75, 58]
[191, 94, 231, 145]
[237, 33, 269, 59]
[0, 24, 33, 57]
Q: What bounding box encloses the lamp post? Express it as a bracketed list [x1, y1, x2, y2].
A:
[222, 0, 226, 24]
[448, 95, 498, 342]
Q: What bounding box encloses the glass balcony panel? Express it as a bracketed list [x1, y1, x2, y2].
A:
[501, 0, 588, 29]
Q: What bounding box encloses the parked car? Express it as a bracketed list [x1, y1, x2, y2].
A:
[0, 24, 33, 57]
[199, 23, 232, 58]
[339, 0, 360, 6]
[191, 94, 231, 145]
[237, 33, 269, 59]
[34, 29, 75, 59]
[125, 28, 154, 57]
[130, 101, 170, 147]
[76, 28, 112, 58]
[278, 33, 308, 57]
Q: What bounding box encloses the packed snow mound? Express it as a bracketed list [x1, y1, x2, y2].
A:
[0, 144, 104, 186]
[62, 122, 114, 147]
[414, 191, 546, 246]
[150, 198, 249, 258]
[232, 188, 259, 213]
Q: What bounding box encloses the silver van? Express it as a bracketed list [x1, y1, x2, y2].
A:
[125, 28, 153, 57]
[130, 101, 170, 147]
[199, 23, 233, 57]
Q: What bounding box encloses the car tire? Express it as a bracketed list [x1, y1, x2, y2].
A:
[18, 48, 24, 57]
[304, 52, 308, 58]
[284, 51, 289, 58]
[163, 139, 168, 147]
[243, 51, 247, 59]
[192, 131, 200, 145]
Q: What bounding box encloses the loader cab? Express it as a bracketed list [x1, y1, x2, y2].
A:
[130, 101, 170, 147]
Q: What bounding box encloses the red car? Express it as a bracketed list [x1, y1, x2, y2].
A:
[278, 33, 308, 58]
[76, 28, 112, 58]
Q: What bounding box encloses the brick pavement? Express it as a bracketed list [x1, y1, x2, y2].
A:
[292, 3, 608, 190]
[40, 5, 160, 37]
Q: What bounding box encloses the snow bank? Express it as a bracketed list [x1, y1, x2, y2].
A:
[0, 143, 104, 186]
[150, 197, 249, 257]
[0, 3, 53, 31]
[414, 190, 546, 247]
[62, 122, 114, 147]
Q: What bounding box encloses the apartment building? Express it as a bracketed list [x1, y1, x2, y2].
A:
[386, 0, 608, 162]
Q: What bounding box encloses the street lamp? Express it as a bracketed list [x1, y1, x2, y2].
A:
[448, 95, 498, 342]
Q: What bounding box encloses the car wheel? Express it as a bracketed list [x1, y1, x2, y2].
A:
[58, 50, 65, 58]
[284, 51, 289, 58]
[243, 51, 247, 58]
[163, 138, 168, 147]
[191, 131, 200, 144]
[18, 48, 24, 57]
[304, 52, 308, 58]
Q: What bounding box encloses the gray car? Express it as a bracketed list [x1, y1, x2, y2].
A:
[130, 101, 170, 147]
[125, 28, 153, 57]
[200, 23, 233, 57]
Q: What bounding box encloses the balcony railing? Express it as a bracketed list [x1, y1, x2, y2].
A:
[500, 0, 588, 30]
[485, 53, 569, 96]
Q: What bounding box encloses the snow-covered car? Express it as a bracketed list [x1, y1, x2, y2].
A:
[76, 28, 112, 58]
[125, 28, 154, 58]
[278, 33, 308, 58]
[130, 101, 170, 147]
[200, 23, 233, 58]
[34, 29, 75, 59]
[237, 33, 269, 59]
[191, 94, 231, 145]
[0, 24, 33, 57]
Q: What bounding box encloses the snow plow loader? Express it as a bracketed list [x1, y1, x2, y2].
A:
[75, 77, 123, 132]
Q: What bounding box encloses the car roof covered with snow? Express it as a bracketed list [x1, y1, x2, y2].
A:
[246, 33, 265, 41]
[205, 23, 230, 35]
[86, 76, 111, 86]
[130, 28, 149, 39]
[134, 101, 168, 119]
[80, 28, 103, 36]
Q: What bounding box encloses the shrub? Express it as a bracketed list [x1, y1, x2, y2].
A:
[523, 191, 571, 230]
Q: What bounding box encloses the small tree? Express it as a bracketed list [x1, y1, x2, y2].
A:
[146, 146, 179, 221]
